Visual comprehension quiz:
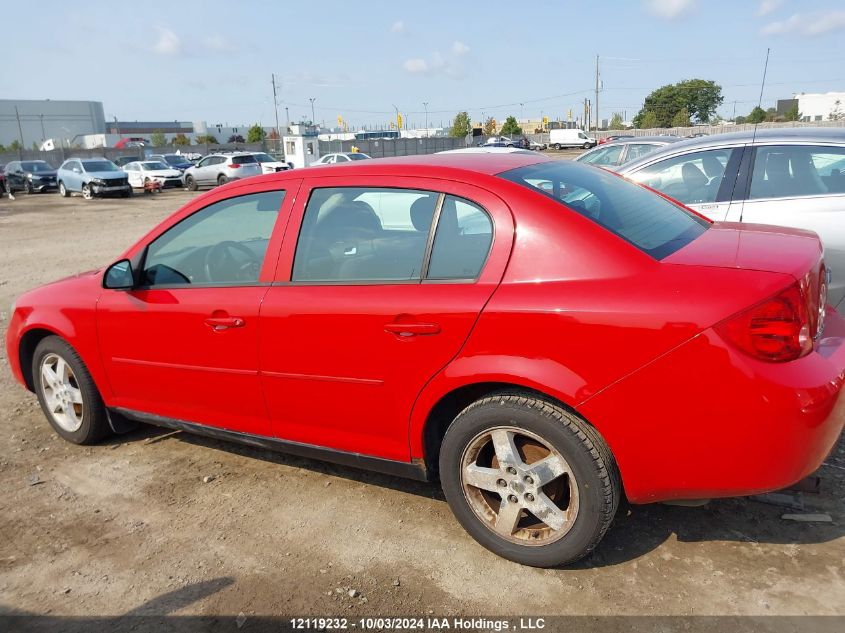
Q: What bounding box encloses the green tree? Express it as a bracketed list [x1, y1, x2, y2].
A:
[9, 140, 22, 151]
[671, 107, 691, 127]
[734, 115, 747, 124]
[765, 107, 779, 122]
[637, 111, 660, 129]
[0, 144, 6, 153]
[608, 113, 625, 130]
[483, 117, 497, 136]
[830, 100, 844, 121]
[747, 106, 766, 124]
[151, 130, 167, 147]
[634, 79, 723, 128]
[172, 133, 191, 146]
[227, 134, 245, 143]
[449, 111, 471, 137]
[500, 116, 522, 136]
[783, 103, 801, 122]
[247, 124, 267, 143]
[195, 134, 219, 144]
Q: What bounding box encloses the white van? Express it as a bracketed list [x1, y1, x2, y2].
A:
[549, 129, 596, 150]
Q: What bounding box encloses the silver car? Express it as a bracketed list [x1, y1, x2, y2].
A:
[183, 152, 262, 190]
[618, 127, 845, 307]
[575, 136, 681, 170]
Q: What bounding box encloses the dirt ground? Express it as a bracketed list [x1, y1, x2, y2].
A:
[1, 185, 844, 622]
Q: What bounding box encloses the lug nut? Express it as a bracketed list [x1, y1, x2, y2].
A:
[508, 494, 518, 503]
[497, 479, 507, 487]
[524, 475, 534, 485]
[506, 466, 517, 475]
[524, 493, 535, 502]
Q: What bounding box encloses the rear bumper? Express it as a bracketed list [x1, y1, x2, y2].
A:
[579, 309, 845, 503]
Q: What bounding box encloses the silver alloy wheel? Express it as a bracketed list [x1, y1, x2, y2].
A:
[81, 184, 92, 200]
[460, 426, 579, 546]
[59, 182, 67, 197]
[39, 353, 84, 432]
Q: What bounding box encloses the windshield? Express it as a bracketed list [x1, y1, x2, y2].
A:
[163, 155, 189, 165]
[499, 161, 708, 260]
[252, 153, 275, 162]
[348, 153, 370, 160]
[82, 160, 119, 172]
[22, 161, 53, 172]
[141, 162, 169, 170]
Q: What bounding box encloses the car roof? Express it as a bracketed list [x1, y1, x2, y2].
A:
[619, 126, 845, 173]
[603, 135, 681, 144]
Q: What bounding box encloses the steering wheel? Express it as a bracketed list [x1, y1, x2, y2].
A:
[203, 240, 261, 283]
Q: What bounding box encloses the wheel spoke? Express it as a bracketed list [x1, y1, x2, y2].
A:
[495, 498, 523, 536]
[527, 453, 569, 486]
[68, 387, 83, 405]
[464, 464, 504, 494]
[56, 357, 69, 383]
[528, 492, 568, 531]
[41, 364, 59, 389]
[490, 429, 522, 468]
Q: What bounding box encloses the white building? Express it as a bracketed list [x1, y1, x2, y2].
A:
[795, 92, 845, 122]
[0, 99, 106, 148]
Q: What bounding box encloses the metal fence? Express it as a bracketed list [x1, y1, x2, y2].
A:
[317, 136, 466, 157]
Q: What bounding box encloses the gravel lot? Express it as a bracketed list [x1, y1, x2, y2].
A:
[1, 182, 844, 620]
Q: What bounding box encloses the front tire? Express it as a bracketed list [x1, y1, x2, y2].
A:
[582, 143, 590, 149]
[554, 143, 561, 150]
[185, 175, 197, 191]
[59, 181, 69, 197]
[439, 393, 620, 567]
[24, 181, 34, 194]
[81, 183, 93, 200]
[32, 336, 112, 445]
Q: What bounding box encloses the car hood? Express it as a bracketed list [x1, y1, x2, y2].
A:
[145, 169, 183, 178]
[83, 171, 127, 179]
[27, 170, 57, 178]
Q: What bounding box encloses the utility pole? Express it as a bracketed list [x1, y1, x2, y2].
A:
[423, 102, 429, 136]
[594, 54, 600, 133]
[14, 106, 25, 155]
[309, 98, 316, 127]
[285, 106, 290, 130]
[39, 114, 46, 142]
[272, 74, 282, 153]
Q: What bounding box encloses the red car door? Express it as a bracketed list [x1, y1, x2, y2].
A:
[97, 185, 297, 435]
[259, 175, 514, 461]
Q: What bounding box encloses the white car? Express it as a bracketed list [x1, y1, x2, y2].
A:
[122, 161, 184, 189]
[312, 152, 373, 166]
[250, 152, 293, 174]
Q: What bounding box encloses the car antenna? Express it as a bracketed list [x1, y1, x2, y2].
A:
[743, 47, 770, 223]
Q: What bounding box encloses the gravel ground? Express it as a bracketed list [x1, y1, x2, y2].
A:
[0, 184, 844, 621]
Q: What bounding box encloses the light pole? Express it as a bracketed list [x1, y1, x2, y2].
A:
[309, 98, 316, 126]
[423, 102, 429, 137]
[39, 114, 46, 143]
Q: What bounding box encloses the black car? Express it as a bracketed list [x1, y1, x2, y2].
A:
[149, 153, 194, 172]
[4, 160, 58, 193]
[114, 156, 141, 167]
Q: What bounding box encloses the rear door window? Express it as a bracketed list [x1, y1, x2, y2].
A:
[427, 197, 493, 280]
[749, 145, 845, 199]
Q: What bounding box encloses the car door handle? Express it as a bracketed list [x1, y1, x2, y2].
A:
[384, 322, 441, 336]
[204, 316, 245, 331]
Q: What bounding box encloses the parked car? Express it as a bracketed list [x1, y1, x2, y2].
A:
[311, 152, 373, 165]
[8, 153, 844, 568]
[122, 161, 184, 190]
[182, 152, 262, 190]
[618, 127, 845, 307]
[575, 136, 681, 170]
[549, 128, 597, 150]
[528, 140, 548, 151]
[114, 156, 140, 168]
[56, 158, 131, 200]
[4, 160, 58, 193]
[249, 152, 292, 174]
[149, 153, 194, 172]
[0, 164, 6, 195]
[598, 135, 634, 145]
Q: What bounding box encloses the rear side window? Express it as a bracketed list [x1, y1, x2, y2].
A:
[578, 145, 624, 166]
[500, 161, 708, 260]
[428, 196, 493, 279]
[749, 145, 845, 199]
[231, 155, 257, 165]
[627, 148, 736, 205]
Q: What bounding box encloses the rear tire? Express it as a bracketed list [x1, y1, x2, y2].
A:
[59, 181, 69, 197]
[32, 336, 112, 445]
[439, 393, 620, 567]
[554, 143, 561, 150]
[217, 174, 228, 186]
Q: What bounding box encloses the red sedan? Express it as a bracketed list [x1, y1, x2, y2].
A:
[6, 153, 845, 567]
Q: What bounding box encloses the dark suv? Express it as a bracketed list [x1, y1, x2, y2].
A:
[4, 160, 58, 194]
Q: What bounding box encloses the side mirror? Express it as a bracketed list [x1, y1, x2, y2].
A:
[103, 259, 135, 290]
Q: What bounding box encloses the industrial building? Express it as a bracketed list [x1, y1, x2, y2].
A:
[778, 92, 845, 122]
[0, 99, 106, 148]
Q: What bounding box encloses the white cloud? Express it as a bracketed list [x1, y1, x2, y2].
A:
[391, 20, 405, 33]
[403, 58, 429, 74]
[452, 40, 470, 56]
[762, 10, 845, 35]
[757, 0, 782, 16]
[644, 0, 696, 20]
[152, 27, 181, 56]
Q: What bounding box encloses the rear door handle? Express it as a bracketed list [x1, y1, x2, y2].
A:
[384, 322, 441, 336]
[205, 316, 245, 331]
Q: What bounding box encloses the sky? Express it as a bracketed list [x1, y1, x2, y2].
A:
[5, 0, 845, 130]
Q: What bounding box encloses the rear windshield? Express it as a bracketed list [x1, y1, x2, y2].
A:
[231, 155, 257, 165]
[499, 161, 709, 259]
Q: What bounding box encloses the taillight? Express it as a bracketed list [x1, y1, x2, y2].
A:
[716, 281, 812, 362]
[228, 163, 241, 169]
